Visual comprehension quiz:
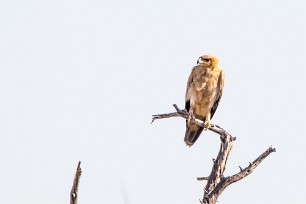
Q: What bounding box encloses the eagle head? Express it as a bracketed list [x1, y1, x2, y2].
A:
[197, 55, 219, 68]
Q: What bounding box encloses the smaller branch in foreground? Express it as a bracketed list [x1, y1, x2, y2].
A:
[70, 161, 82, 204]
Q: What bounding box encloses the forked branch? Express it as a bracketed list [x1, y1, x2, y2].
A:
[152, 104, 275, 204]
[152, 104, 233, 138]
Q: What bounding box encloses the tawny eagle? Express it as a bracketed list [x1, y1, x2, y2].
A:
[184, 55, 225, 146]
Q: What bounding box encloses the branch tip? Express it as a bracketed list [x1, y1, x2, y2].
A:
[173, 104, 182, 113]
[197, 177, 209, 181]
[70, 161, 82, 204]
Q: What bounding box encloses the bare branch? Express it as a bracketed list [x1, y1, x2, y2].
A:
[152, 104, 235, 140]
[197, 177, 210, 181]
[203, 125, 234, 203]
[226, 147, 276, 185]
[205, 147, 275, 202]
[70, 161, 82, 204]
[152, 104, 276, 204]
[152, 104, 190, 123]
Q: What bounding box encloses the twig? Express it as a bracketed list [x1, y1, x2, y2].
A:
[151, 104, 189, 123]
[225, 147, 276, 185]
[197, 177, 210, 181]
[70, 161, 82, 204]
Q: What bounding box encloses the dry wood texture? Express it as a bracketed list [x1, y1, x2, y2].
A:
[70, 161, 82, 204]
[152, 104, 275, 204]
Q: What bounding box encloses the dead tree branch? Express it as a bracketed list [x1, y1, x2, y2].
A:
[70, 161, 82, 204]
[152, 104, 232, 137]
[152, 104, 275, 204]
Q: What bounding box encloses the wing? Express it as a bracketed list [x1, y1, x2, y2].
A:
[185, 67, 195, 112]
[184, 66, 204, 146]
[210, 70, 225, 119]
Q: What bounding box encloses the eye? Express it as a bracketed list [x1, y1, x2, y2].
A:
[204, 58, 210, 62]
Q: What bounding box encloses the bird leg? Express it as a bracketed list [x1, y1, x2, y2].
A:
[204, 113, 211, 131]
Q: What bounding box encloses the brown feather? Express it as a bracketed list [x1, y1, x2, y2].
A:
[184, 123, 204, 146]
[184, 55, 224, 146]
[210, 70, 224, 119]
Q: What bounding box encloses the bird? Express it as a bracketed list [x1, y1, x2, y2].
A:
[184, 55, 225, 146]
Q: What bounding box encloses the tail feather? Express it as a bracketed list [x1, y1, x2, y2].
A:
[184, 123, 204, 146]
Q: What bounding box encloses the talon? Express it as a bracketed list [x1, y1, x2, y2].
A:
[204, 121, 210, 131]
[187, 112, 195, 126]
[204, 120, 211, 130]
[187, 115, 191, 126]
[203, 113, 211, 130]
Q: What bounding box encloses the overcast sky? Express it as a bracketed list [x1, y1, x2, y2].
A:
[0, 0, 305, 204]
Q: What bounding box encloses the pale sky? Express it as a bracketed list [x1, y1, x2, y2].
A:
[0, 0, 305, 204]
